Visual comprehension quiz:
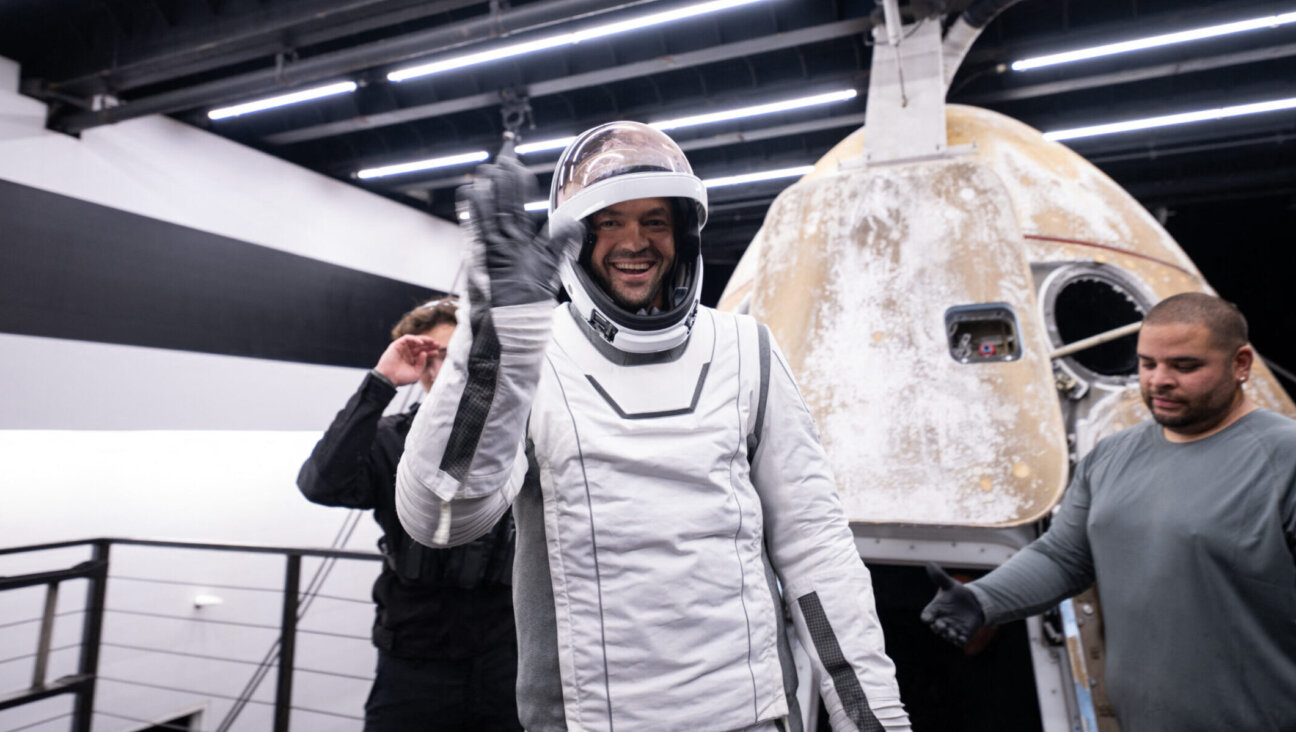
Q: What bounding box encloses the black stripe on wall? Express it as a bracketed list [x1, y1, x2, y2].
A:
[0, 179, 448, 368]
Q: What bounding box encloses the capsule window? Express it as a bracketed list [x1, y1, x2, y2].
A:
[946, 303, 1022, 363]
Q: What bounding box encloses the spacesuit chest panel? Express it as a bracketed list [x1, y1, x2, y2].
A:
[524, 307, 787, 730]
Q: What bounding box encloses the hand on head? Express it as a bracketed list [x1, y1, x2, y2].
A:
[375, 334, 446, 387]
[920, 562, 986, 647]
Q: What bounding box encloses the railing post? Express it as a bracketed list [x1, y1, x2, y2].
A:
[274, 553, 301, 732]
[32, 580, 59, 688]
[73, 540, 109, 732]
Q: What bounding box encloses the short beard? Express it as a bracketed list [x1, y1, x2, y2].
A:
[590, 267, 664, 312]
[1142, 385, 1239, 432]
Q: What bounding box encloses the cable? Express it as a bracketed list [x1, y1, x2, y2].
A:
[105, 608, 281, 631]
[7, 712, 73, 732]
[100, 675, 276, 704]
[214, 508, 367, 732]
[108, 575, 370, 603]
[110, 575, 282, 593]
[293, 666, 375, 682]
[0, 609, 84, 631]
[93, 709, 200, 732]
[100, 641, 269, 667]
[294, 627, 370, 641]
[0, 642, 79, 667]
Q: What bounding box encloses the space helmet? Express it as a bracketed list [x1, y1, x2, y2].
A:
[548, 121, 707, 354]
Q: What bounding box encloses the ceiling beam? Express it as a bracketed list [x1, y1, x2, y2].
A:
[1085, 131, 1293, 165]
[264, 16, 875, 146]
[53, 0, 661, 134]
[45, 0, 485, 96]
[344, 74, 863, 177]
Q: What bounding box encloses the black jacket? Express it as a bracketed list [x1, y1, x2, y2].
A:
[298, 372, 516, 660]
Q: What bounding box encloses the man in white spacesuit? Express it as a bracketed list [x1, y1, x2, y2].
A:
[395, 121, 909, 732]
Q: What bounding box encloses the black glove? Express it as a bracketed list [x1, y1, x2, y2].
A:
[456, 157, 581, 308]
[920, 562, 986, 647]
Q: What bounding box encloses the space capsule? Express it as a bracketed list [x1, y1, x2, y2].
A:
[717, 4, 1296, 729]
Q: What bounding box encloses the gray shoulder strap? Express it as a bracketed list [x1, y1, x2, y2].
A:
[747, 322, 772, 462]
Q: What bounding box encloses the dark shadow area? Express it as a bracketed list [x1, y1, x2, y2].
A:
[850, 564, 1046, 732]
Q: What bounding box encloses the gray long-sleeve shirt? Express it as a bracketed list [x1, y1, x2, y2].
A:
[969, 408, 1296, 732]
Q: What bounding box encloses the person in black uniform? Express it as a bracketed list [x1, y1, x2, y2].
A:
[297, 297, 520, 732]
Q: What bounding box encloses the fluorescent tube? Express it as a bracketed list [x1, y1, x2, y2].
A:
[515, 89, 858, 156]
[703, 165, 814, 188]
[208, 81, 358, 120]
[357, 151, 490, 179]
[389, 0, 765, 83]
[1043, 96, 1296, 141]
[1012, 11, 1296, 71]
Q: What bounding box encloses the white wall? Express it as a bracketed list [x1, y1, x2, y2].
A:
[0, 55, 458, 731]
[0, 58, 463, 290]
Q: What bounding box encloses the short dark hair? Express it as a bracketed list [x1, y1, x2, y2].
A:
[390, 297, 458, 340]
[1143, 292, 1248, 352]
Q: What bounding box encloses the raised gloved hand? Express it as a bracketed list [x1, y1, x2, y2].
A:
[456, 157, 581, 307]
[920, 562, 986, 647]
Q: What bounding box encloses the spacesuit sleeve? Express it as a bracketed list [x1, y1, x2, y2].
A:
[394, 286, 551, 548]
[967, 456, 1098, 625]
[750, 339, 910, 732]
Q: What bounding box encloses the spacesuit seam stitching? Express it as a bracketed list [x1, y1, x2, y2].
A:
[725, 314, 761, 722]
[546, 352, 615, 729]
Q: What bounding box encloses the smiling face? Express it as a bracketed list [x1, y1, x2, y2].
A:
[586, 197, 676, 312]
[1138, 321, 1252, 439]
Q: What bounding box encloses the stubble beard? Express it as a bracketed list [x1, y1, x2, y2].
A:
[1142, 381, 1240, 433]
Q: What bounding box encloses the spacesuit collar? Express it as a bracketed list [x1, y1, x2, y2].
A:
[563, 303, 690, 366]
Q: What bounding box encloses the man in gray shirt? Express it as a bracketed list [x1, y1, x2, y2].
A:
[922, 292, 1296, 731]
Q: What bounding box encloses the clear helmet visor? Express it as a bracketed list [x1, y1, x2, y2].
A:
[550, 122, 700, 218]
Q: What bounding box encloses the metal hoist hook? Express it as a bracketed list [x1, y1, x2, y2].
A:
[497, 87, 533, 161]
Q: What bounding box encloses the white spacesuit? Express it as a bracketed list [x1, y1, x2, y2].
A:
[396, 122, 909, 732]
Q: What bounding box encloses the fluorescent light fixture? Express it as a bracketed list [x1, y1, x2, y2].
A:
[389, 0, 765, 83]
[515, 137, 578, 156]
[1043, 96, 1296, 141]
[704, 165, 814, 188]
[357, 151, 490, 180]
[521, 164, 814, 210]
[208, 81, 357, 120]
[1012, 10, 1296, 71]
[653, 90, 858, 131]
[515, 89, 858, 156]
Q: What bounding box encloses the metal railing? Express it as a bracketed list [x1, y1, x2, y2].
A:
[0, 537, 383, 732]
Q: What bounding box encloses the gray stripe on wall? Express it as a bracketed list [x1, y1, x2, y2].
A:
[0, 178, 442, 368]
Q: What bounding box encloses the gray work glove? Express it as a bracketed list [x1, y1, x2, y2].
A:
[920, 562, 986, 646]
[456, 158, 581, 308]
